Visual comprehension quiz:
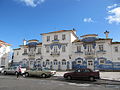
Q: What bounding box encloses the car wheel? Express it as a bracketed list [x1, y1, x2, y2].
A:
[67, 75, 72, 80]
[15, 72, 18, 75]
[4, 71, 7, 75]
[89, 77, 94, 81]
[41, 74, 47, 78]
[25, 72, 29, 77]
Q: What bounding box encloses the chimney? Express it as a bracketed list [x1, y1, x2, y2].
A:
[23, 39, 27, 45]
[104, 30, 109, 38]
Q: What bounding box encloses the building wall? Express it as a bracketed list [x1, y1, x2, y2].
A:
[0, 44, 11, 68]
[13, 30, 120, 71]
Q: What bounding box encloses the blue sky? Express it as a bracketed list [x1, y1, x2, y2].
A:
[0, 0, 120, 49]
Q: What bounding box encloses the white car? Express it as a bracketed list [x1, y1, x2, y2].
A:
[0, 67, 3, 73]
[2, 66, 26, 75]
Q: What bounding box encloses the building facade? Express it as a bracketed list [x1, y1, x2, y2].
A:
[13, 30, 120, 70]
[0, 40, 11, 68]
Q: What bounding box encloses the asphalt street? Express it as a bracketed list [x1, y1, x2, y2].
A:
[0, 75, 120, 90]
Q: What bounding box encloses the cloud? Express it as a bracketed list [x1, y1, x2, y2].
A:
[107, 4, 117, 9]
[83, 18, 94, 23]
[18, 0, 45, 7]
[106, 4, 120, 24]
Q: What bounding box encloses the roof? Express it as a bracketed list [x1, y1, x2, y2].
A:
[37, 42, 42, 46]
[96, 38, 112, 41]
[0, 40, 11, 46]
[72, 39, 81, 43]
[81, 37, 98, 42]
[13, 48, 21, 50]
[40, 30, 76, 35]
[112, 42, 120, 44]
[80, 34, 98, 38]
[28, 39, 38, 42]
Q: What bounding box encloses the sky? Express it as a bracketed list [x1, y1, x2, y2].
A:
[0, 0, 120, 49]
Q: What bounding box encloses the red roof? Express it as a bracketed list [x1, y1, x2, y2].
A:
[0, 40, 11, 46]
[40, 30, 76, 35]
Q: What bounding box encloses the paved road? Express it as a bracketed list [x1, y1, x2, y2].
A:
[0, 75, 120, 90]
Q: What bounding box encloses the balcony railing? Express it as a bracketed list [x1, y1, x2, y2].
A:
[97, 50, 106, 54]
[75, 51, 83, 53]
[85, 51, 95, 55]
[50, 51, 60, 56]
[28, 53, 35, 57]
[52, 39, 59, 42]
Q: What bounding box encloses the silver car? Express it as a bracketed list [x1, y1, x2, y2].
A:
[2, 66, 26, 75]
[24, 68, 55, 78]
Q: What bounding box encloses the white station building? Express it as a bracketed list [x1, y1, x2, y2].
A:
[0, 40, 11, 68]
[13, 30, 120, 70]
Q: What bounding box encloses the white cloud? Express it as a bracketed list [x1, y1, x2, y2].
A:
[19, 0, 45, 7]
[106, 6, 120, 24]
[107, 4, 117, 9]
[83, 18, 94, 23]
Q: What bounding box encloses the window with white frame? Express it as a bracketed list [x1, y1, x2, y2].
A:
[62, 34, 66, 40]
[54, 60, 57, 65]
[99, 45, 104, 51]
[62, 45, 66, 52]
[47, 36, 50, 42]
[77, 60, 82, 64]
[54, 35, 58, 40]
[1, 58, 5, 65]
[62, 59, 66, 65]
[17, 51, 19, 55]
[46, 59, 50, 65]
[87, 44, 92, 52]
[53, 46, 58, 53]
[114, 46, 118, 52]
[46, 46, 49, 53]
[99, 59, 105, 64]
[24, 49, 27, 53]
[38, 48, 41, 54]
[77, 46, 81, 52]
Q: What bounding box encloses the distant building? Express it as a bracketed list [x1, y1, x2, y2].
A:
[13, 30, 120, 70]
[0, 40, 11, 68]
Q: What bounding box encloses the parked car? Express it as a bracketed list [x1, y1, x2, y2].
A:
[2, 66, 26, 75]
[42, 67, 56, 76]
[64, 68, 100, 81]
[23, 68, 55, 78]
[0, 67, 4, 73]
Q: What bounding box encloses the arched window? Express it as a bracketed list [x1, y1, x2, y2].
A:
[54, 59, 58, 65]
[62, 59, 66, 65]
[46, 59, 50, 65]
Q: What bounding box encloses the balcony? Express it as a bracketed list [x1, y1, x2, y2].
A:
[85, 51, 95, 55]
[22, 53, 28, 55]
[50, 51, 60, 56]
[28, 53, 35, 57]
[97, 50, 106, 54]
[52, 39, 59, 42]
[75, 51, 83, 54]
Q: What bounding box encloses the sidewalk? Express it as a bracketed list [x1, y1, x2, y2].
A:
[54, 71, 120, 81]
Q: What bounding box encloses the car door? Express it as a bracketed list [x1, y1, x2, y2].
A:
[36, 68, 42, 76]
[30, 69, 37, 76]
[6, 68, 11, 74]
[72, 69, 82, 78]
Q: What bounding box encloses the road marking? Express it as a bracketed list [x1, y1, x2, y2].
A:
[68, 83, 90, 87]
